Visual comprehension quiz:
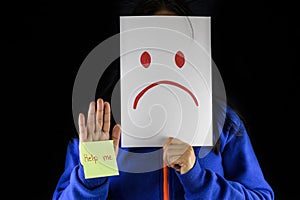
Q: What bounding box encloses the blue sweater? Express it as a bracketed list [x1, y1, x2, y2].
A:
[53, 108, 274, 200]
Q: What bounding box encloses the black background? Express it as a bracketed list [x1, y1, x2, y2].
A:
[3, 0, 297, 199]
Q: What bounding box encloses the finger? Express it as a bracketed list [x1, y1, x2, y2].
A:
[163, 148, 168, 166]
[96, 98, 104, 132]
[163, 137, 174, 149]
[167, 154, 182, 165]
[112, 124, 121, 156]
[102, 102, 111, 133]
[170, 158, 183, 166]
[163, 137, 174, 165]
[164, 143, 187, 150]
[164, 148, 186, 157]
[165, 144, 190, 156]
[168, 137, 185, 145]
[78, 113, 87, 142]
[87, 101, 96, 134]
[99, 130, 109, 141]
[163, 147, 182, 166]
[171, 164, 181, 172]
[170, 159, 183, 171]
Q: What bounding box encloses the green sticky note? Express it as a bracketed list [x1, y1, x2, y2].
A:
[79, 140, 119, 179]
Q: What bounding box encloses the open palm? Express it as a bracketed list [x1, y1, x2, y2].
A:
[78, 98, 121, 155]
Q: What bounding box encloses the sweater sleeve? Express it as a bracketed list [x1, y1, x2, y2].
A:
[176, 111, 274, 200]
[52, 138, 109, 200]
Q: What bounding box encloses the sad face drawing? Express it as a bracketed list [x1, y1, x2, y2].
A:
[120, 16, 212, 147]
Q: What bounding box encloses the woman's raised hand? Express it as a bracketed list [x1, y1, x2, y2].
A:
[78, 98, 121, 156]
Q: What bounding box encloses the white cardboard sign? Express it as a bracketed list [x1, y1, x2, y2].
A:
[120, 16, 212, 147]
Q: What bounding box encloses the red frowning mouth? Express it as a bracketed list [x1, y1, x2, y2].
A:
[133, 80, 199, 109]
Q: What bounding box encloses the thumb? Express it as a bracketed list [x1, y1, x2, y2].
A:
[112, 124, 121, 156]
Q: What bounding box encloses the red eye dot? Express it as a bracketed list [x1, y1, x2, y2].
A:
[175, 51, 185, 68]
[140, 51, 151, 68]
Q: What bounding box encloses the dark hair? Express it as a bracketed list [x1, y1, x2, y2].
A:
[131, 0, 193, 15]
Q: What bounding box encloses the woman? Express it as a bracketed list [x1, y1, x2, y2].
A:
[52, 0, 274, 199]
